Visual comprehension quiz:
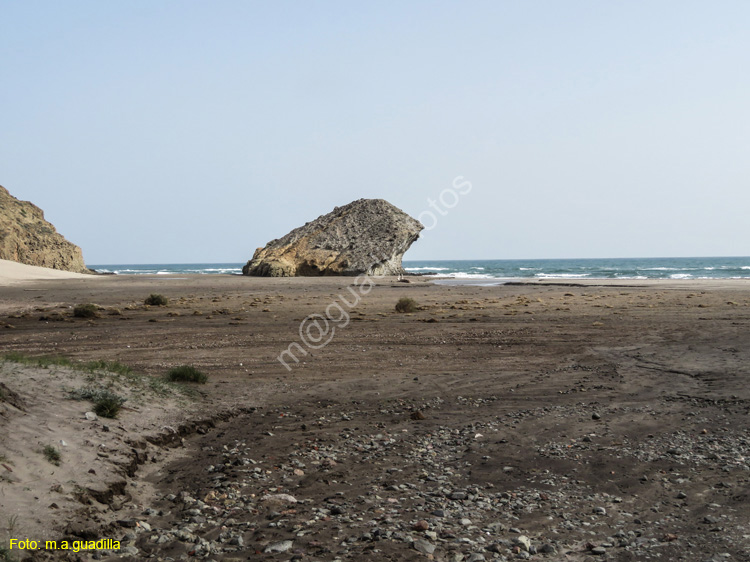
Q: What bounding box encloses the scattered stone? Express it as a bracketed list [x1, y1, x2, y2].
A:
[414, 538, 436, 555]
[261, 493, 297, 504]
[513, 536, 531, 552]
[264, 540, 293, 553]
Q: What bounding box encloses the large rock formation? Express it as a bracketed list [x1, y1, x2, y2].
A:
[0, 185, 89, 273]
[243, 199, 423, 277]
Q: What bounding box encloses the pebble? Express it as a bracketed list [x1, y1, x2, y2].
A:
[264, 540, 293, 553]
[413, 520, 429, 531]
[414, 538, 436, 555]
[513, 535, 531, 552]
[261, 493, 297, 504]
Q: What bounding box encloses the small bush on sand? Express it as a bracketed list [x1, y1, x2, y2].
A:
[93, 394, 125, 418]
[70, 387, 127, 418]
[145, 294, 169, 306]
[73, 303, 99, 318]
[167, 365, 208, 384]
[395, 297, 419, 313]
[43, 445, 61, 466]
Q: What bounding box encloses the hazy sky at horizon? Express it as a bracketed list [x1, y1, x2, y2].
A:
[2, 1, 749, 264]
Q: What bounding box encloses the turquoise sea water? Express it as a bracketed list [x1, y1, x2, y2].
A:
[89, 257, 750, 281]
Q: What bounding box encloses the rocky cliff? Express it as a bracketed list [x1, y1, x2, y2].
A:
[0, 185, 89, 273]
[243, 199, 423, 277]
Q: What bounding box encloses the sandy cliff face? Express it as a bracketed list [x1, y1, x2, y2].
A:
[0, 185, 89, 273]
[243, 199, 423, 277]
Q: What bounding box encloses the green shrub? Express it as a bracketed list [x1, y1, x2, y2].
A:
[145, 294, 169, 306]
[395, 297, 419, 313]
[43, 445, 61, 466]
[69, 387, 126, 418]
[93, 394, 125, 418]
[73, 303, 99, 318]
[167, 365, 208, 384]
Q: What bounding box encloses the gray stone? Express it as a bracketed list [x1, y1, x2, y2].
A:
[264, 540, 293, 553]
[513, 535, 531, 551]
[414, 539, 436, 555]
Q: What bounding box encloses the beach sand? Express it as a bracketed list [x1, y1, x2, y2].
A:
[0, 259, 96, 286]
[1, 273, 749, 560]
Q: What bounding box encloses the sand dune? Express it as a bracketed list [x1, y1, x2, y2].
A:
[0, 259, 94, 285]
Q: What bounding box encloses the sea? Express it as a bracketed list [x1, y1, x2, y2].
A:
[89, 257, 750, 284]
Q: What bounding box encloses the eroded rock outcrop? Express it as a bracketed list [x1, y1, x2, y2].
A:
[243, 199, 423, 277]
[0, 185, 89, 273]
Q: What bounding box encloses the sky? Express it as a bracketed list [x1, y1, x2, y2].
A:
[2, 1, 749, 264]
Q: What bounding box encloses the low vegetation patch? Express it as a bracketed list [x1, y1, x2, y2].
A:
[73, 303, 99, 318]
[0, 546, 15, 562]
[395, 297, 419, 313]
[42, 445, 61, 466]
[167, 365, 208, 384]
[2, 353, 131, 375]
[84, 360, 132, 376]
[145, 293, 169, 306]
[93, 393, 126, 418]
[3, 353, 200, 407]
[69, 386, 126, 418]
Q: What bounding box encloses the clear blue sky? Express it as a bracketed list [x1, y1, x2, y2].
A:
[2, 1, 748, 264]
